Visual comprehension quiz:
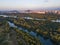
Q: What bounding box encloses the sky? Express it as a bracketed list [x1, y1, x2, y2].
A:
[0, 0, 60, 10]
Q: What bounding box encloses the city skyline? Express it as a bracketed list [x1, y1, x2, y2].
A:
[0, 0, 60, 10]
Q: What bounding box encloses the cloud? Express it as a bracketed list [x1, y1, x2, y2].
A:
[44, 0, 49, 2]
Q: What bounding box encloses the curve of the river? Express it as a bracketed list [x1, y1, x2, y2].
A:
[8, 21, 53, 45]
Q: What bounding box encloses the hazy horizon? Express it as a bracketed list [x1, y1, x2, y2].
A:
[0, 0, 60, 10]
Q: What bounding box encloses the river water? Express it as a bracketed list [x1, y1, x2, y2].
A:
[0, 15, 60, 22]
[8, 21, 53, 45]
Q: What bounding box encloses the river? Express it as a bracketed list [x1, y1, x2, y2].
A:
[0, 15, 60, 22]
[8, 21, 53, 45]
